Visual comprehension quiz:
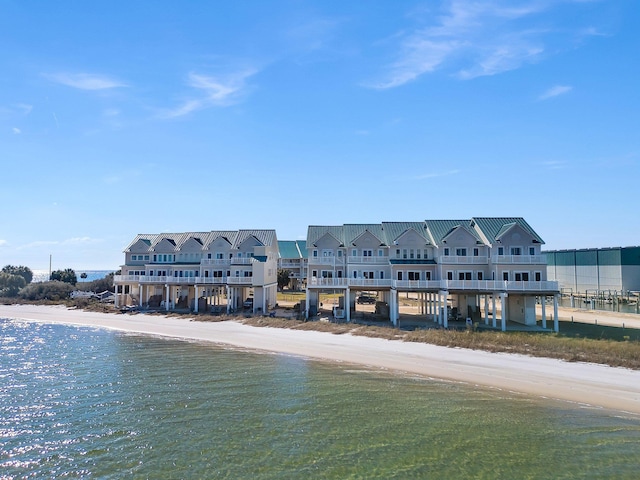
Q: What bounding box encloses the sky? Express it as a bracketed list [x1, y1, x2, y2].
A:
[1, 0, 638, 271]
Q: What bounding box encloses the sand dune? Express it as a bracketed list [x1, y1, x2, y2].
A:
[1, 304, 639, 415]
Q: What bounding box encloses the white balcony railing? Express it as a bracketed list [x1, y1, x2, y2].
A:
[201, 259, 231, 266]
[227, 276, 253, 285]
[347, 256, 389, 264]
[230, 257, 257, 265]
[307, 257, 345, 266]
[438, 256, 489, 264]
[308, 277, 349, 287]
[491, 255, 546, 264]
[394, 280, 442, 290]
[505, 280, 559, 292]
[348, 279, 394, 288]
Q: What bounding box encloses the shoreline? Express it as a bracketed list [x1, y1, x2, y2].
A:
[1, 304, 640, 415]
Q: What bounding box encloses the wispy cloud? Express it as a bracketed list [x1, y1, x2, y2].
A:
[45, 72, 127, 90]
[415, 169, 461, 180]
[538, 84, 572, 100]
[16, 103, 32, 115]
[369, 0, 599, 89]
[541, 160, 567, 169]
[0, 239, 7, 247]
[18, 237, 101, 250]
[160, 70, 258, 119]
[12, 127, 21, 134]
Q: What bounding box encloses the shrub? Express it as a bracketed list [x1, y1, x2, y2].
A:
[19, 280, 74, 301]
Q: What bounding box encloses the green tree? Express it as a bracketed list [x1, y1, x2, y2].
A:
[0, 272, 27, 297]
[19, 280, 74, 301]
[50, 268, 77, 285]
[80, 272, 88, 280]
[78, 272, 115, 293]
[1, 265, 33, 284]
[277, 269, 291, 290]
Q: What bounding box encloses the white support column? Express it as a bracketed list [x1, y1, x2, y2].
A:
[114, 285, 119, 308]
[492, 295, 497, 328]
[226, 285, 231, 314]
[345, 288, 351, 323]
[139, 284, 143, 307]
[541, 296, 547, 329]
[432, 293, 437, 323]
[305, 288, 310, 319]
[553, 294, 559, 332]
[391, 289, 398, 326]
[441, 291, 449, 328]
[165, 284, 170, 311]
[194, 285, 199, 313]
[262, 288, 266, 314]
[484, 295, 489, 325]
[500, 292, 507, 331]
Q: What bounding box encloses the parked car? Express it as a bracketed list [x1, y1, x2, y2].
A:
[356, 295, 376, 304]
[243, 298, 254, 309]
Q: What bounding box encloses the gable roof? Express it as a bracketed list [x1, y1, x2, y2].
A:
[424, 220, 482, 246]
[307, 226, 345, 247]
[278, 240, 302, 259]
[345, 224, 386, 246]
[382, 222, 431, 245]
[472, 217, 544, 244]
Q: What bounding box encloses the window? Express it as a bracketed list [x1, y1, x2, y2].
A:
[337, 270, 343, 278]
[473, 248, 479, 257]
[498, 247, 504, 255]
[313, 250, 318, 257]
[456, 248, 467, 256]
[447, 271, 453, 280]
[477, 271, 483, 280]
[408, 271, 420, 281]
[216, 253, 223, 259]
[352, 249, 357, 256]
[503, 272, 509, 281]
[409, 249, 415, 259]
[511, 247, 521, 256]
[396, 249, 401, 258]
[378, 249, 383, 257]
[529, 247, 535, 255]
[312, 270, 318, 277]
[322, 271, 333, 278]
[337, 250, 343, 257]
[535, 272, 541, 281]
[515, 272, 529, 281]
[380, 271, 385, 279]
[397, 271, 403, 281]
[403, 249, 408, 259]
[425, 271, 431, 280]
[458, 272, 471, 280]
[363, 250, 372, 257]
[444, 248, 450, 256]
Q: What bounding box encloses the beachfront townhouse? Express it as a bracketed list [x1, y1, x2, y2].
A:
[277, 240, 307, 290]
[114, 229, 279, 314]
[305, 218, 560, 331]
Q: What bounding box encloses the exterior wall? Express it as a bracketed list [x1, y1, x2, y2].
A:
[545, 247, 640, 293]
[508, 295, 537, 325]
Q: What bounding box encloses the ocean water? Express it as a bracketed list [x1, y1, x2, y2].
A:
[1, 319, 639, 479]
[31, 270, 114, 283]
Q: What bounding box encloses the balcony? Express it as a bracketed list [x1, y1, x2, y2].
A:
[230, 257, 258, 265]
[348, 278, 394, 288]
[308, 277, 349, 287]
[394, 280, 442, 290]
[227, 276, 253, 285]
[438, 256, 489, 264]
[505, 280, 559, 292]
[201, 259, 231, 266]
[347, 256, 389, 264]
[307, 256, 345, 266]
[491, 255, 547, 264]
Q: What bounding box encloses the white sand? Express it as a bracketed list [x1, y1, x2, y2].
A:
[2, 304, 640, 415]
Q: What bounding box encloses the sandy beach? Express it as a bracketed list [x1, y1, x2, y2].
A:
[1, 304, 639, 415]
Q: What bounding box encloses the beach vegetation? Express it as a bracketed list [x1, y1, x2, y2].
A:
[50, 268, 78, 285]
[277, 269, 291, 290]
[0, 272, 27, 297]
[1, 265, 33, 284]
[18, 280, 74, 301]
[76, 272, 115, 293]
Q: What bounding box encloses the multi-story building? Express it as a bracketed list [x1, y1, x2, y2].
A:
[277, 240, 307, 290]
[113, 229, 279, 314]
[545, 246, 640, 294]
[306, 218, 560, 331]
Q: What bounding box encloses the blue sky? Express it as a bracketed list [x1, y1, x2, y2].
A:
[1, 0, 638, 271]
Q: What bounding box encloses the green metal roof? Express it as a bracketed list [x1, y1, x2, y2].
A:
[472, 217, 544, 244]
[424, 220, 481, 246]
[382, 222, 431, 245]
[278, 240, 302, 259]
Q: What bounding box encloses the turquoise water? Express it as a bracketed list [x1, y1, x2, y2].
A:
[1, 319, 639, 479]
